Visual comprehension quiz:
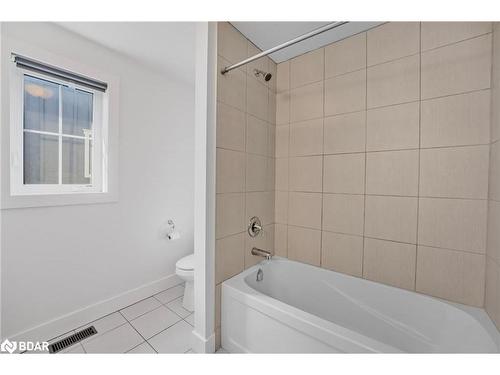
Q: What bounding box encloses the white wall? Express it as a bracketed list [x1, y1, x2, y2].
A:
[0, 22, 195, 339]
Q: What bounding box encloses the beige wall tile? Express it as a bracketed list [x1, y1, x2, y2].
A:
[487, 201, 500, 264]
[321, 232, 363, 276]
[289, 156, 323, 192]
[421, 90, 491, 148]
[323, 153, 365, 194]
[276, 61, 290, 93]
[421, 22, 492, 51]
[216, 193, 245, 239]
[367, 22, 420, 66]
[267, 124, 276, 157]
[247, 77, 268, 122]
[217, 56, 246, 111]
[366, 102, 420, 151]
[215, 233, 245, 284]
[246, 154, 267, 192]
[275, 125, 289, 158]
[268, 90, 276, 125]
[421, 34, 492, 99]
[325, 69, 366, 116]
[365, 195, 418, 243]
[363, 238, 417, 290]
[215, 327, 221, 350]
[418, 198, 487, 254]
[276, 91, 290, 125]
[489, 141, 500, 201]
[366, 150, 419, 196]
[268, 59, 277, 92]
[416, 246, 485, 306]
[492, 24, 500, 143]
[216, 102, 245, 152]
[216, 148, 245, 193]
[290, 48, 324, 88]
[245, 224, 274, 268]
[275, 191, 289, 224]
[215, 283, 221, 328]
[246, 191, 273, 226]
[218, 22, 248, 63]
[266, 157, 275, 191]
[323, 194, 365, 235]
[274, 224, 288, 258]
[246, 115, 268, 156]
[325, 32, 366, 78]
[287, 226, 321, 266]
[289, 118, 323, 156]
[288, 192, 322, 229]
[290, 81, 324, 122]
[419, 145, 489, 199]
[367, 54, 420, 108]
[323, 112, 366, 154]
[485, 259, 500, 328]
[275, 158, 288, 191]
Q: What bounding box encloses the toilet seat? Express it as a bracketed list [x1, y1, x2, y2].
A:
[176, 254, 194, 271]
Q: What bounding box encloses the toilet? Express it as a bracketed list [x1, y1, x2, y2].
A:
[175, 254, 194, 312]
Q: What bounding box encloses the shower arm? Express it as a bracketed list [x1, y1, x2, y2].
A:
[221, 21, 348, 75]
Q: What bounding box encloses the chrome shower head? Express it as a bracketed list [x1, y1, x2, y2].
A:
[254, 69, 272, 82]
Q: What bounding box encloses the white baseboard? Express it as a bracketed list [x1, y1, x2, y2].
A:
[8, 273, 182, 343]
[191, 329, 215, 353]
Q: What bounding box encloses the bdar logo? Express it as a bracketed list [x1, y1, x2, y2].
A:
[1, 339, 17, 354]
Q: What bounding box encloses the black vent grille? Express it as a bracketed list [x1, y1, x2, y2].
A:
[49, 326, 97, 353]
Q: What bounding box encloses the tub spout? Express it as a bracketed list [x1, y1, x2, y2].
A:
[251, 247, 272, 260]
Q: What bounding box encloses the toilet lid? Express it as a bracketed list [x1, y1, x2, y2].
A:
[176, 254, 194, 271]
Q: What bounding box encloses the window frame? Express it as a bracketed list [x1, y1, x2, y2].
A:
[10, 68, 106, 196]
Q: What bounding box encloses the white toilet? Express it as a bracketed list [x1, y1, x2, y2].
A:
[175, 254, 194, 312]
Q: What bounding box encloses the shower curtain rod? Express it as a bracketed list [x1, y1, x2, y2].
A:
[221, 21, 349, 75]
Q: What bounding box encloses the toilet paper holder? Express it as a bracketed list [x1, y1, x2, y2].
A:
[165, 219, 180, 240]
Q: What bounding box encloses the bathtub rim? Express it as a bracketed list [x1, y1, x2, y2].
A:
[222, 257, 500, 353]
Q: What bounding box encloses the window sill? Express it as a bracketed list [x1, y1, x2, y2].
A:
[1, 190, 118, 209]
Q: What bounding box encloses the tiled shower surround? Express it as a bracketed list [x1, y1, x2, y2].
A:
[216, 21, 500, 348]
[486, 24, 500, 330]
[215, 22, 277, 347]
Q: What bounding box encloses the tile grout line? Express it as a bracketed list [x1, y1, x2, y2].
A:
[414, 21, 423, 292]
[118, 310, 159, 354]
[362, 31, 368, 278]
[319, 47, 326, 267]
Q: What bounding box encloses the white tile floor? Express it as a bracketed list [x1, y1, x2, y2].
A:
[39, 283, 200, 354]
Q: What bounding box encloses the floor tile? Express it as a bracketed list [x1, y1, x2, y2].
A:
[127, 342, 156, 354]
[130, 306, 181, 339]
[166, 297, 191, 318]
[185, 313, 194, 326]
[148, 320, 193, 353]
[184, 349, 195, 353]
[61, 344, 85, 354]
[154, 285, 185, 304]
[82, 323, 143, 353]
[120, 297, 162, 321]
[78, 312, 128, 344]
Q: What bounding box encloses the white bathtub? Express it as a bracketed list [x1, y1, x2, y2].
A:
[221, 257, 500, 353]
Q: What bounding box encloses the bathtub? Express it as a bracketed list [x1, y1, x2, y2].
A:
[221, 257, 500, 353]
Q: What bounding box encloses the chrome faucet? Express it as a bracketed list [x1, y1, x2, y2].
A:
[251, 247, 272, 260]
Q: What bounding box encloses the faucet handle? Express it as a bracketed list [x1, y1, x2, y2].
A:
[248, 216, 262, 237]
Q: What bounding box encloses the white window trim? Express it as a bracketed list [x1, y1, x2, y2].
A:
[10, 68, 106, 196]
[1, 38, 119, 209]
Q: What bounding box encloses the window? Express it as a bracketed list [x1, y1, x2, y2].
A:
[9, 55, 109, 196]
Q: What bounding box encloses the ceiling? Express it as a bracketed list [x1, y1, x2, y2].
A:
[55, 22, 383, 84]
[57, 22, 196, 84]
[231, 22, 384, 63]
